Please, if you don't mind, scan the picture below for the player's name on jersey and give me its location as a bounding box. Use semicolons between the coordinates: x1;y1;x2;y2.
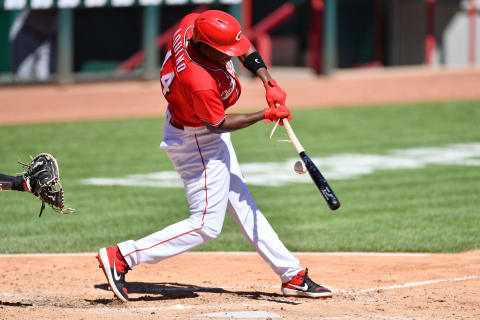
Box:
1;0;241;10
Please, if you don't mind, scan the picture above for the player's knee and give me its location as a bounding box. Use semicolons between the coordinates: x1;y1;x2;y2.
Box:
200;223;223;241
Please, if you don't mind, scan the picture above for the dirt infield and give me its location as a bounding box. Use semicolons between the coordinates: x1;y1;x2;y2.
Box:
0;251;479;319
1;66;480;124
1;67;480;319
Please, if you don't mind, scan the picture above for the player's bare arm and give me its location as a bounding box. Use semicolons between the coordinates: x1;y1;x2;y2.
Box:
205;111;264;133
206;106;291;134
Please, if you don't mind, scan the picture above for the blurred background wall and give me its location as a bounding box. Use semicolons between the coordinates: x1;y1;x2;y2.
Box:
0;0;478;83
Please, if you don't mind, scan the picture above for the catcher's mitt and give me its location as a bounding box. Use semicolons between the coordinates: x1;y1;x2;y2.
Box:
18;153;74;217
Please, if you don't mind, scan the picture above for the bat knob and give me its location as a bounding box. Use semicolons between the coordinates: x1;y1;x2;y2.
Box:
329;200;341;211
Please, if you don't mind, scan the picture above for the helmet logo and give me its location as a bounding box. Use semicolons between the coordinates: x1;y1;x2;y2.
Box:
235;31;242;41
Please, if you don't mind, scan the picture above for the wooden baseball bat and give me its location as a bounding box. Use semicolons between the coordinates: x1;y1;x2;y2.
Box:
282;118;341;211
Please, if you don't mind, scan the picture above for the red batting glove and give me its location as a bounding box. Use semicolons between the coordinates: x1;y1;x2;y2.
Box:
264;105;292;125
264;78;287;109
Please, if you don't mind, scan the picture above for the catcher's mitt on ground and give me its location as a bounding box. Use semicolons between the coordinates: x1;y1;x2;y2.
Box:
18;153;74;217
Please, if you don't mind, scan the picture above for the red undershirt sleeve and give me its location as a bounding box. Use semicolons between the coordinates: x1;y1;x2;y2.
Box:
192;89;226;127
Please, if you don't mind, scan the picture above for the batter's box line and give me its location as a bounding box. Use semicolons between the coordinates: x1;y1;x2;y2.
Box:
330;275;480;295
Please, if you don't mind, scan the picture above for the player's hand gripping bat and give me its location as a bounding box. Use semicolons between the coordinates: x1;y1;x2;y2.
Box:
271;105;340;211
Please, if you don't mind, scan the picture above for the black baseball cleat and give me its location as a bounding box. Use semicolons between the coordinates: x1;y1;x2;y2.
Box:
97;246;130;302
281;268;333;298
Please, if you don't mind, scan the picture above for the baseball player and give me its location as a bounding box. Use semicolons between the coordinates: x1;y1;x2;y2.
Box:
9;9;58;80
97;10;332;302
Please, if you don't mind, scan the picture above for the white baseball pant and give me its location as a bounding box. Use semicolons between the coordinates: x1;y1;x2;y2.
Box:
118;111;302;282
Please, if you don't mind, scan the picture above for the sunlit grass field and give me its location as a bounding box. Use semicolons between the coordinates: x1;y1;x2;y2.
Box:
1;100;479;253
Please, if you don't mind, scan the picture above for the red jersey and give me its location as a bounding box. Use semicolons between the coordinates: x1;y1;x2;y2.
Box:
160;13;242;127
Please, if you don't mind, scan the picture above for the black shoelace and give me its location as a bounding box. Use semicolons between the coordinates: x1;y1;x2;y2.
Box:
301;268;321;291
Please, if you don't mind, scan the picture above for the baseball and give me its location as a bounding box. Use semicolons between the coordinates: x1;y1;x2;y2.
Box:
294;160;307;174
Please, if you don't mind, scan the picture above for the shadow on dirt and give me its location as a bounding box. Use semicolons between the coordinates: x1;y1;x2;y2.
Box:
92;282;300;305
0;300;33;307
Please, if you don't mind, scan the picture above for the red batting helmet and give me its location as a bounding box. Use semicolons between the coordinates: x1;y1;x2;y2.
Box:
193;10;251;57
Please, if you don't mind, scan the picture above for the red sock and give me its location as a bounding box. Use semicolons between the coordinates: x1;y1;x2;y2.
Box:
115;248;128;271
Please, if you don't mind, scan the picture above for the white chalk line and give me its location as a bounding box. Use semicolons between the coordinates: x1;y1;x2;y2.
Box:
333;275;480;295
0;251;429;258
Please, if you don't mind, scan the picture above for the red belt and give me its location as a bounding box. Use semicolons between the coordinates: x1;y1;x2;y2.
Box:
169;117;184;130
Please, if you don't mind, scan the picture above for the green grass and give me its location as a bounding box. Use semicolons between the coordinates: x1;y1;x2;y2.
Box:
0;100;479;253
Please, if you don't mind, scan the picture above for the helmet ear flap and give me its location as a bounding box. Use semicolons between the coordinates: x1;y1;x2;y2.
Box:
192;26;208;49
191;30;206;52
192;28;198;43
